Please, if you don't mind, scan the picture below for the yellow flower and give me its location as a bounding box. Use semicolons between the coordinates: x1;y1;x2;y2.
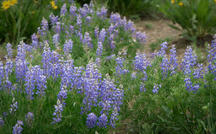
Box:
214;0;216;3
171;0;175;4
178;2;184;6
1;0;17;10
50;1;58;10
10;0;17;5
2;0;11;10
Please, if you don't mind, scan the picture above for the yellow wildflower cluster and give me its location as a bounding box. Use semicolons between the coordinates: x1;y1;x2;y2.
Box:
171;0;184;6
50;1;58;10
1;0;17;10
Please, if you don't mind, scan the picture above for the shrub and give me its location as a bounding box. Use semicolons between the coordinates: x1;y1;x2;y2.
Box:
107;0;157;18
0;0;61;45
159;0;216;40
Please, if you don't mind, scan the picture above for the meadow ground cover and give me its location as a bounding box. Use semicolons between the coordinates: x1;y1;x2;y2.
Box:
0;1;216;134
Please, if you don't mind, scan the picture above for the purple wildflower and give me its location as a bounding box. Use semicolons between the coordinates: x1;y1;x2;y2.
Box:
134;31;146;43
76;15;82;30
15;59;28;81
207;40;216;80
94;27;99;38
55;22;61;34
140;83;146;92
169;45;178;75
69;25;74;34
86;16;91;24
60;4;67;16
95;57;101;67
25;66;47;100
79;4;89;17
96;42;103;56
25;112;34;127
5;58;13;77
82;62;101;113
152;84;161;94
157;42;168;57
38;18;48;36
184;77;192;91
131;72;137;79
86;113;97;128
99;28;106;43
110;13;121;25
63;39;73;55
6;43;13;58
193;64;203;79
9;98;18;114
53;34;59;47
109;108;119;128
70;4;77;16
106;54;115;60
192;84;200;91
13;120;23;134
52;99;63;124
97;7;107;19
31;33;38;48
0;117;4;127
109;34;115;50
161;55;169;78
49;13;58;26
116;57;128;75
83;32;93;48
124;20;136;32
0;62;4;87
134;52;150;71
182;46;197;76
57;85;68;106
97;114;108;128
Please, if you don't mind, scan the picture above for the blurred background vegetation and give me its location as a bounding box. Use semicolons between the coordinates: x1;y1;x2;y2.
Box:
0;0;216;46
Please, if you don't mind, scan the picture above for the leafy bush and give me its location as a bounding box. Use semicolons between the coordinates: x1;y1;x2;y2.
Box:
107;0;157;18
0;1;216;134
159;0;216;40
0;0;62;45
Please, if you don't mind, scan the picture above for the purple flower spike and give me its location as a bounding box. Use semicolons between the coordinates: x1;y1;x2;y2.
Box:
152;84;161;94
96;42;103;57
0;117;4;127
13;120;23;134
86;113;97;128
25;112;34;127
6;43;13;59
52;99;63;124
63;39;73;55
97;114;108;128
60;4;67;16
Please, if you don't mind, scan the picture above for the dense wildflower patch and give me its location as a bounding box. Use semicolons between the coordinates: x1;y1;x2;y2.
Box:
0;2;215;134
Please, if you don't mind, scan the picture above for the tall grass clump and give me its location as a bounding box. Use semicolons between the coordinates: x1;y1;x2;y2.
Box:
159;0;216;41
0;1;215;134
107;0;157;19
0;0;70;45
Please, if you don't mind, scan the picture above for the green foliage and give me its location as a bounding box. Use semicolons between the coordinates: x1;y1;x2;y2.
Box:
159;0;216;40
150;37;172;51
122;57;216;134
107;0;157;18
0;0;58;45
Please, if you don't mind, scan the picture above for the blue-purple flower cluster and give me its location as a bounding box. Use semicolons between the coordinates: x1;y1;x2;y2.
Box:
1;2;216;133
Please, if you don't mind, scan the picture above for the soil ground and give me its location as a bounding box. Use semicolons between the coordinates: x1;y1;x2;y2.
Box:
135;19;181;55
